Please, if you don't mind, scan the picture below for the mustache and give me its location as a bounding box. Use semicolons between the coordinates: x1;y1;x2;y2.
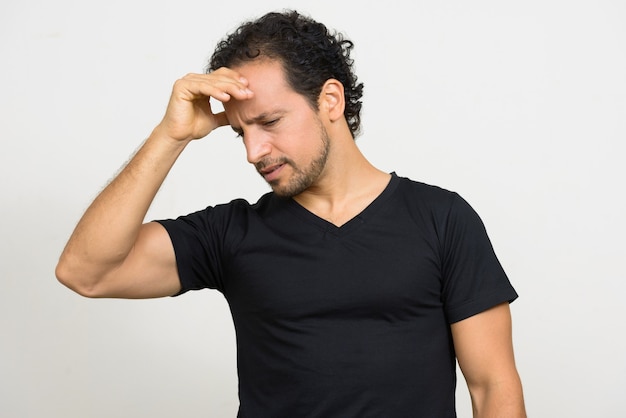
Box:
255;157;292;172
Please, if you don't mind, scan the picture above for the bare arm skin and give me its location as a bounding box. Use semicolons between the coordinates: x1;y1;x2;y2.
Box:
55;69;253;298
451;303;527;418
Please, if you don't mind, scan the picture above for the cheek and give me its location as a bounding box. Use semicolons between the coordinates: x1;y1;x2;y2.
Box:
280;130;318;160
285;115;323;145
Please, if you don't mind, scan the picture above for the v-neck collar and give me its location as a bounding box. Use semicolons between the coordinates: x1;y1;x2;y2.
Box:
282;173;400;236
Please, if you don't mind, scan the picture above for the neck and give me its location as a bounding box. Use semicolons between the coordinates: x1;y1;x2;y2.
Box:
293;133;390;227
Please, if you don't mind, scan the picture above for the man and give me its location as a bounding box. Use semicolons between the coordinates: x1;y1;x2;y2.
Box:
56;10;526;417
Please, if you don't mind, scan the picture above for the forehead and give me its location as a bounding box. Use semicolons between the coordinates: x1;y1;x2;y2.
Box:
224;60;308;124
233;59;291;94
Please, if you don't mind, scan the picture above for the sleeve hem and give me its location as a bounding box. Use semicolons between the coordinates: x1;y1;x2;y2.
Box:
446;286;519;324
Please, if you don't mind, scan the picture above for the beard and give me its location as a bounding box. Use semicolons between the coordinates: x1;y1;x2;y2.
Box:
255;122;330;198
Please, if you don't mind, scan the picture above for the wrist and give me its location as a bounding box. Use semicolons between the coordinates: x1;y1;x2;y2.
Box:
149;124;193;151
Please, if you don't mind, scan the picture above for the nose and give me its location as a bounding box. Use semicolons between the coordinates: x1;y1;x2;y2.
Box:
244;130;272;164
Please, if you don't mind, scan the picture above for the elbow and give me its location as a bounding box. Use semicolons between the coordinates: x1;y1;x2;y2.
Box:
467;375;526;418
55;257;104;298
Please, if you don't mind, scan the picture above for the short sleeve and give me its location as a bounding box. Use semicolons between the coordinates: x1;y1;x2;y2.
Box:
156;206;229;294
440;194;518;323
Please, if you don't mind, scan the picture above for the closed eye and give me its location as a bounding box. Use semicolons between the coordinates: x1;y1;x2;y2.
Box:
263;118;279;128
230;113;283;138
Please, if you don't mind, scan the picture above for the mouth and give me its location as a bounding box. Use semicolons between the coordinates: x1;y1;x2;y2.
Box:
257;162;286;182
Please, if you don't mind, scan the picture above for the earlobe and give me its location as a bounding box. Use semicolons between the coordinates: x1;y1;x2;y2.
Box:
319;79;345;122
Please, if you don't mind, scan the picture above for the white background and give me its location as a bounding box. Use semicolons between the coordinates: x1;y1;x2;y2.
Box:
1;0;625;416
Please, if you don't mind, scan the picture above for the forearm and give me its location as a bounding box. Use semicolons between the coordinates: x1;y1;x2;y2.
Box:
56;129;189;289
56;69;253;296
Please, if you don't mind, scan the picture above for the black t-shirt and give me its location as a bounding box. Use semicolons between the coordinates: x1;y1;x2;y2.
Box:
157;173;518;417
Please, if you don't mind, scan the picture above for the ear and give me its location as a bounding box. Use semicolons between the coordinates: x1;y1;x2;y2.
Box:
318;79;345;122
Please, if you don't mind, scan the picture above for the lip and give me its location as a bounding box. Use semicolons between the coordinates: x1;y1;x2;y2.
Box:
260;163;285;182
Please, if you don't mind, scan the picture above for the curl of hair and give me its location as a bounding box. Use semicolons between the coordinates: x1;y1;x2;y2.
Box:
208;10;364;137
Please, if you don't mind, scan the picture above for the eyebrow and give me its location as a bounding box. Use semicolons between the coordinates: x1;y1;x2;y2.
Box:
231;110;287;133
246;110;287;125
233;110;287;129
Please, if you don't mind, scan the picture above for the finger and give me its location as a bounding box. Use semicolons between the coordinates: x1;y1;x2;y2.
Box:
210;67;249;87
180;72;253;102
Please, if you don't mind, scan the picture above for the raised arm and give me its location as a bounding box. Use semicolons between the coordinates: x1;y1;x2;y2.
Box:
55;69;253;298
451;302;527;418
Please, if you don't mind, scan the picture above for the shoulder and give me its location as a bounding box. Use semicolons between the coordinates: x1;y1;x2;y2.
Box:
389;173;485;230
391;173;461;210
181;192;278;219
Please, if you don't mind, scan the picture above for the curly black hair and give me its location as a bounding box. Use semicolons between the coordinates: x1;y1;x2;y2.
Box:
208;10;364;138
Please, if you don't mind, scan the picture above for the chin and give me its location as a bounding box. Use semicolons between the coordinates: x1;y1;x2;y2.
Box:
270;180;309;198
271;186;298;198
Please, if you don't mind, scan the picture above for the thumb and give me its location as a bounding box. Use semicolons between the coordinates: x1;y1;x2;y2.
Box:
213;111;229;128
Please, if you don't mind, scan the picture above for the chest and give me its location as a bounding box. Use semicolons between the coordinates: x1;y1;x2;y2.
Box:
222;214;444;322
